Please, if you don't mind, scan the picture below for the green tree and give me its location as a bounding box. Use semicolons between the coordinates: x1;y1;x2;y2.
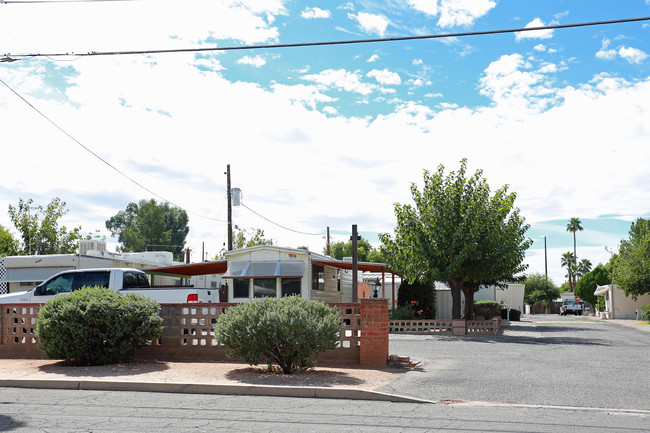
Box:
575;264;611;307
106;199;189;261
610;218;650;299
577;258;592;280
0;225;18;256
380;159;531;319
325;238;385;263
560;251;577;291
566;217;583;287
8;198;85;255
523;273;560;307
234;228;274;249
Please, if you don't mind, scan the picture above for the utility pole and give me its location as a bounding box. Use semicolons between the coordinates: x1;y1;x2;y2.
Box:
326;226;330;256
351;224;360;302
544;235;548;289
226;164;233;251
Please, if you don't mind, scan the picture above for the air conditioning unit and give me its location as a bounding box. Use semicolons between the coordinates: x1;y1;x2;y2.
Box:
79;240;107;255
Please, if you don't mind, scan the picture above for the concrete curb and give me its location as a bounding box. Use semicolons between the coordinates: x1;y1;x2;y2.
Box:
0;379;432;404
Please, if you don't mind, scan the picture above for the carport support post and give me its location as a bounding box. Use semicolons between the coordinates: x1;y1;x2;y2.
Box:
351;224;360;302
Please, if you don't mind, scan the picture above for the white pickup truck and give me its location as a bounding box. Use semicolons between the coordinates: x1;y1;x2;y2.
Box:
560;300;584;316
0;268;202;304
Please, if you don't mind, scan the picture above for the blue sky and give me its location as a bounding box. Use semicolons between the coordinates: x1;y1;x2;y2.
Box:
1;0;650;285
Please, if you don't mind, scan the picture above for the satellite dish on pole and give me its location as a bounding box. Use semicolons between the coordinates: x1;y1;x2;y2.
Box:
232;188;242;206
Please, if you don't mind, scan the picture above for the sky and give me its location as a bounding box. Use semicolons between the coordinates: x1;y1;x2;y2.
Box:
1;0;649;287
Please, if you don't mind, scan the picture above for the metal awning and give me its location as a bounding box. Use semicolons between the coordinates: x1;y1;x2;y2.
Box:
311;258;388;273
144;260;228;278
223;261;303;279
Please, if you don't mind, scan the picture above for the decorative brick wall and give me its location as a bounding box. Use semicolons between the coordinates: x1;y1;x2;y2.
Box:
0;302;372;365
359;297;389;367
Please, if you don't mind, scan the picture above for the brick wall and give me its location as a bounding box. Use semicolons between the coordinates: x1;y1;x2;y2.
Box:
359;297;389;367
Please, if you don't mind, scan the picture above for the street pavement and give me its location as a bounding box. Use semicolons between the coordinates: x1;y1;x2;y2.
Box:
380;314;650;411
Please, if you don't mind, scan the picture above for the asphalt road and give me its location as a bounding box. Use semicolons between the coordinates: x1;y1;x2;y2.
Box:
1;315;649;432
1;387;648;432
381;315;650;411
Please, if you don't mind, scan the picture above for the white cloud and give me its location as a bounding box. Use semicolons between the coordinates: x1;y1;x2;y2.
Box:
596;38;649;64
618;46;648;64
301;69;377;95
367;54;380;63
301;7;331;19
367;69;402;85
271;83;336;110
534;44;546;52
348;12;389;36
408;0;496;28
408;0;438;16
412;58;423;65
237;55;266;68
516;18;554;41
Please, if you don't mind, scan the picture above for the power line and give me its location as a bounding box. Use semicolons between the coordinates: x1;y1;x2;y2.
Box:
240;203;323;236
1;0;141;4
3;16;650;60
0;77;226;223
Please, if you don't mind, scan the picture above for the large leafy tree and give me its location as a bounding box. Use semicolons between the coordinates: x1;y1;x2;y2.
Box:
523;273;560;307
325;238;385;263
106;199;189;260
574;264;611;307
610;218;650;299
380;159;532;319
233;228;274;249
8;198;84;255
0;225;18;256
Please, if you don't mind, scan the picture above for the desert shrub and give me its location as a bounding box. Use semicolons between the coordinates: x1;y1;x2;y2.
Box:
641;305;650;321
214;296;344;374
396;279;436;319
36;286;164;365
474;301;501;319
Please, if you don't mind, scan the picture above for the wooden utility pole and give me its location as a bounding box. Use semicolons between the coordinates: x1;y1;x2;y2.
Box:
226;164;233;251
326;226;330;256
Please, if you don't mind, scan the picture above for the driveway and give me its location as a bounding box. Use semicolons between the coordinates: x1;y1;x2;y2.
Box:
379;315;650;411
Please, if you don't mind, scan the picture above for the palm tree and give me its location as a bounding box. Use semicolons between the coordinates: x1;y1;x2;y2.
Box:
577;258;592;281
560;251;577;291
566;218;583;288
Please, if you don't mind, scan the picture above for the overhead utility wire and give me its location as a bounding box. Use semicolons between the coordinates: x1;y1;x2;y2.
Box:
1;0;141;4
3;16;649;60
240;203;322;236
0;77;226;223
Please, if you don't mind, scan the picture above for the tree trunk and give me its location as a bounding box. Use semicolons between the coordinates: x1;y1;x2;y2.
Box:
462;287;475;320
449;279;463;319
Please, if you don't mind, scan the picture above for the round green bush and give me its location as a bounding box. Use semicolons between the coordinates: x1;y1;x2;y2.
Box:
214;296;344;374
36;286;164;365
474;301;501;319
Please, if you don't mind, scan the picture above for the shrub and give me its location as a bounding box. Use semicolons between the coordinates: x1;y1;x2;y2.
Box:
501;308;521;321
214;296;344;374
641;304;650;321
389;305;420;320
396;279;436;319
36;286;164;365
473;301;501;319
